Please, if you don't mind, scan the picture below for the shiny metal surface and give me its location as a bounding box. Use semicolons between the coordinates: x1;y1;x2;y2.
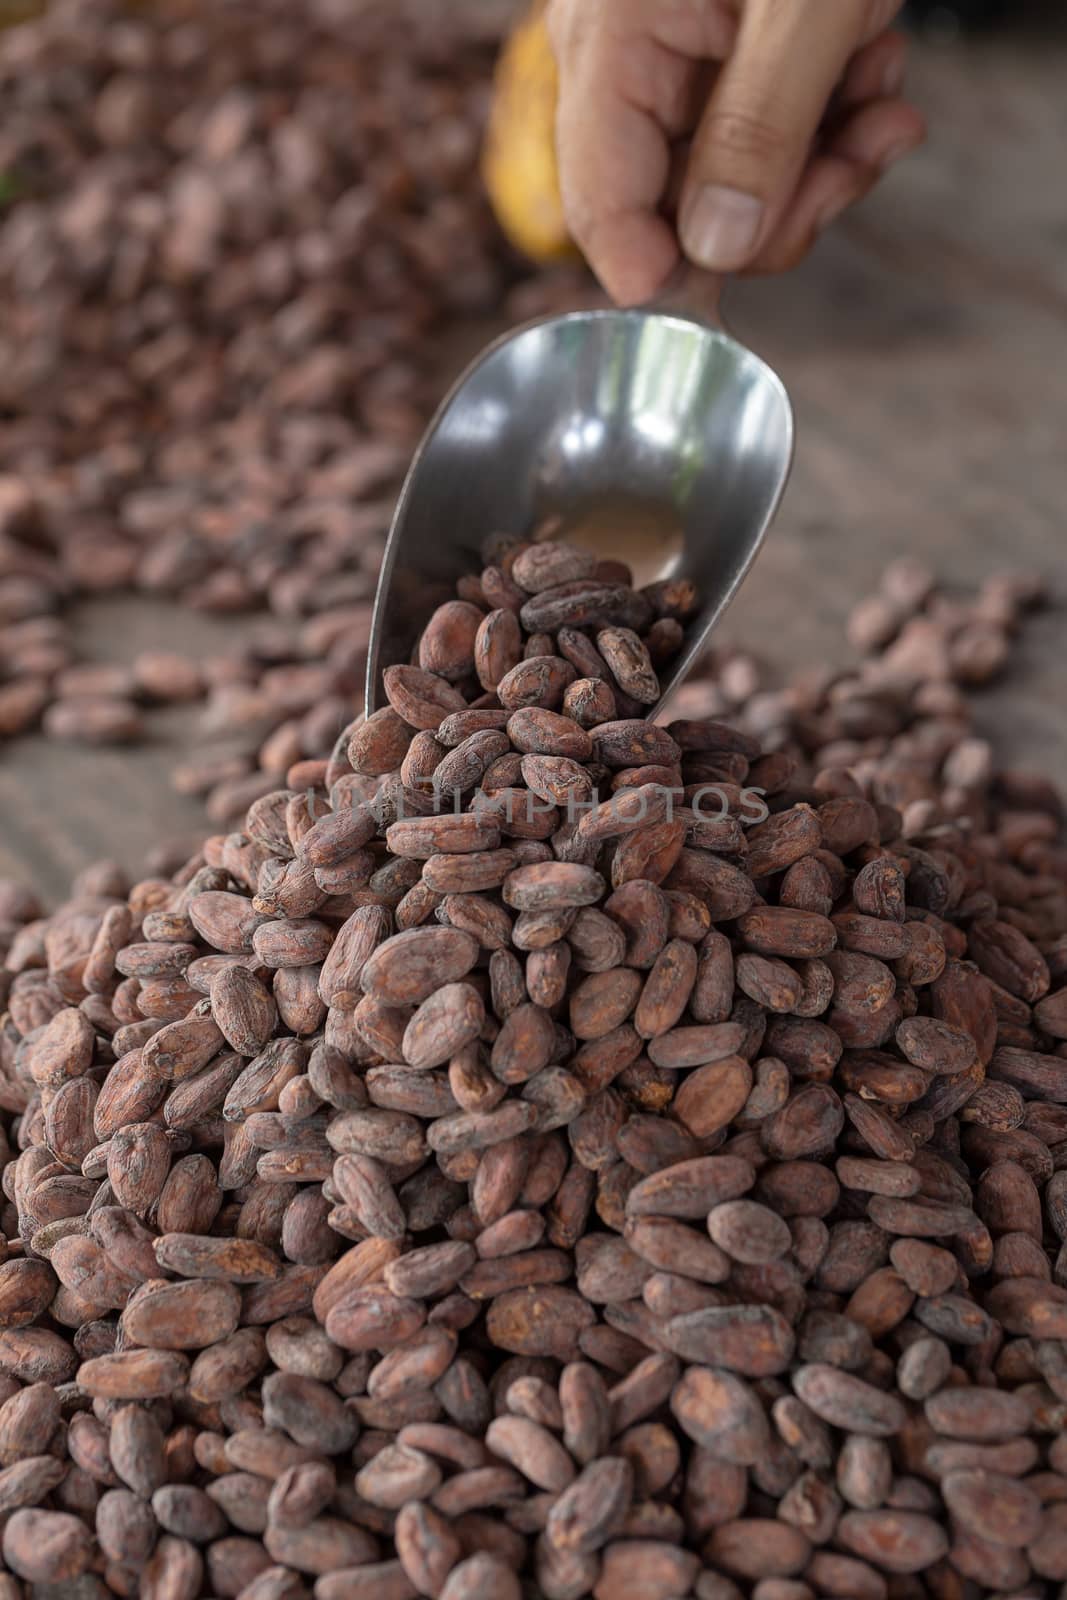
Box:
366;307;793;719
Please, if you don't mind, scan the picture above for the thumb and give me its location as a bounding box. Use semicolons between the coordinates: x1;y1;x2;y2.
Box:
679;0;870;273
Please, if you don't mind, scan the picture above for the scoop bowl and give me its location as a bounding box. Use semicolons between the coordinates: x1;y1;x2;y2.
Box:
365;306;793;719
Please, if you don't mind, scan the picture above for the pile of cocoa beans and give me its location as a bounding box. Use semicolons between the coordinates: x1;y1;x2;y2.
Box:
0;531;1064;1600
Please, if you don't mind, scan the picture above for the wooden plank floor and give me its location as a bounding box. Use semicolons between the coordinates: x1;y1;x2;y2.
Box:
2;14;1065;903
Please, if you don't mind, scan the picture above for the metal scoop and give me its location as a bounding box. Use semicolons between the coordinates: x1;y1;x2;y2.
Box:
365;283;793;720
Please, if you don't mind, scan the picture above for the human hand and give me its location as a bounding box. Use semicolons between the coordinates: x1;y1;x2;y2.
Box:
547;0;926;304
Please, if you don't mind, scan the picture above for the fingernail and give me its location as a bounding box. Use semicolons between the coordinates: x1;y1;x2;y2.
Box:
880;135;920;169
681;185;764;271
882;56;905;96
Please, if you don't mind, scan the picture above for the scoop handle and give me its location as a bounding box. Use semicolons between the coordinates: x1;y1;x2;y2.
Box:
647;262;726;331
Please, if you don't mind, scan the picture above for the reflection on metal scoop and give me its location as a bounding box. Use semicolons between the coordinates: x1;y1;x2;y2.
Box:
365;295;793;721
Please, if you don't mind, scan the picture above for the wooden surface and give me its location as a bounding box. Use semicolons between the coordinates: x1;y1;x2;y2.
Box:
2;16;1066;903
0;601;252;895
722;17;1067;785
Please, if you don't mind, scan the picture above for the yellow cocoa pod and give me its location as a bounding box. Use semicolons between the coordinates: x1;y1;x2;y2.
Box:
482;1;578;265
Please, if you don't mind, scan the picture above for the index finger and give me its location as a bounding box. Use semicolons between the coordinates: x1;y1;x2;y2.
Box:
554;29;682;304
